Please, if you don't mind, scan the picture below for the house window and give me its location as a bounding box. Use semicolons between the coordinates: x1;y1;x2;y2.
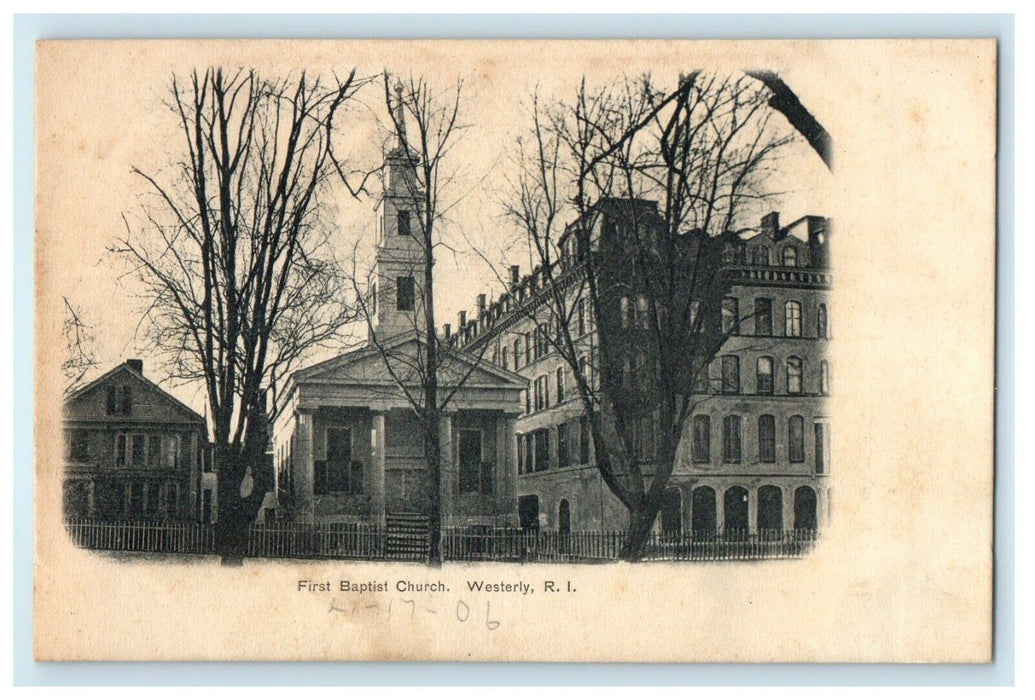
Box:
722;297;739;335
755;246;771;266
787;356;803;394
147;435;162;468
556;367;566;403
115;434;127;468
784;301;802;337
789;415;805;463
458;429;492;494
128;482;145;517
690;300;700;328
577;299;586;336
534;375;550;411
396;276;415;311
131;434;146;467
758;415;776;463
397;210;411;236
517;434;526;475
68;429;90;461
814;421;830;474
692;415;711;463
754;298;773;335
721;355;740;394
723;415;742;463
782;246;798;267
536;323;551;358
163;435;180;470
164;482;179;516
533;428;551;472
558;423;570;467
106;385;132;416
817;303;829;338
620;296;632;329
756;356;774;394
513;338;522;369
820;360;830;395
524;332;532;365
501;347;509;371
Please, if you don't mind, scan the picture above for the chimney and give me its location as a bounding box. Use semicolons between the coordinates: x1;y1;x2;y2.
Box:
761;212;780;239
126;359;143;374
458;310;467;328
444;323;452;339
477;294;487;317
509;265;520;291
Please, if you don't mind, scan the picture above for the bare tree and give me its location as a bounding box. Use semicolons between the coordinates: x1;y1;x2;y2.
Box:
61;296;99;396
346;73;475;565
114;68;368;561
499;72;796;560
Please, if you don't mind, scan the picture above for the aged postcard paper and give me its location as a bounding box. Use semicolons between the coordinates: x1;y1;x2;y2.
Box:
34;39;995;662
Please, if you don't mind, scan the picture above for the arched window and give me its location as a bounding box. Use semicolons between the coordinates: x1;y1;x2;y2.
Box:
820;360;830;395
784;301;802;337
724;486;749;538
787;356;803;394
782;246;798;267
788;415;805;463
817;303;828;338
757;485;784;535
692;415;711;463
794;486;818;531
691;487;717;535
501;347;509;371
722;415;742;463
756;356;774;394
758;415;776;463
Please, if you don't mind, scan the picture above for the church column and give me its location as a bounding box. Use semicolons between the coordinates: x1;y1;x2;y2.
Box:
371;411;386;524
439;412;455;526
295;410;315;522
498;415;519;527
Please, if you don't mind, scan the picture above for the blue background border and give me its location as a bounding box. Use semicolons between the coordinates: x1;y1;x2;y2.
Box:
13;13;1015;686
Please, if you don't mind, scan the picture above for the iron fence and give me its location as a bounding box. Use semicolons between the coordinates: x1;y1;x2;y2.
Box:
65;520;816;562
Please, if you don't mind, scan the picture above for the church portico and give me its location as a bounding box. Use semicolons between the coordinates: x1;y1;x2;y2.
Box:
273;336;525;526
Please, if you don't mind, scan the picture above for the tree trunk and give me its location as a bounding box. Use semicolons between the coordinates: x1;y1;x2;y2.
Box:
619;498;662;562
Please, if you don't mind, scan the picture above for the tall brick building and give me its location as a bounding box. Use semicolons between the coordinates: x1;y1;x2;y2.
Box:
453;201;831;535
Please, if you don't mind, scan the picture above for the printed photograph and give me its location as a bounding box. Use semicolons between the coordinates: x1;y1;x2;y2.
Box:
55;56;832;566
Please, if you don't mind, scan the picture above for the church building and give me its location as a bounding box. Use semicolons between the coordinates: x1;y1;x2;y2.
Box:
270;88;526;527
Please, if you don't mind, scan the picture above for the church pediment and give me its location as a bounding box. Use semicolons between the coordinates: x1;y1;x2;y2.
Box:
295;334;526;391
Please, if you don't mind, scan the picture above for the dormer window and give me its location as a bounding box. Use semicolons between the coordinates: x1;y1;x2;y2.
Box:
397;210;411;236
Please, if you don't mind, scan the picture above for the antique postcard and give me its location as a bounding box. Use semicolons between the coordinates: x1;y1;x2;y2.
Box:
33;39;996;662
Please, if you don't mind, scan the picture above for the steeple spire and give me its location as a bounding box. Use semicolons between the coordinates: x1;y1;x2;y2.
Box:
393;80;407;151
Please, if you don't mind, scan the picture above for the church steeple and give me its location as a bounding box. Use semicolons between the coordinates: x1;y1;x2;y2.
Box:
368;80;425;340
392;81;407;152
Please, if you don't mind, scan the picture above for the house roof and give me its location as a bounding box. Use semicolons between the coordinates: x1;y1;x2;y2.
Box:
64;361;205;424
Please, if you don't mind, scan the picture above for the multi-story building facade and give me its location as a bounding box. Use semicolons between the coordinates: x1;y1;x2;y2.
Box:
453;201;831;536
62;359;209;522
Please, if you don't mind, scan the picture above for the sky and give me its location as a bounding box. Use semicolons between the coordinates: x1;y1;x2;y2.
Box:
37;40;834;414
